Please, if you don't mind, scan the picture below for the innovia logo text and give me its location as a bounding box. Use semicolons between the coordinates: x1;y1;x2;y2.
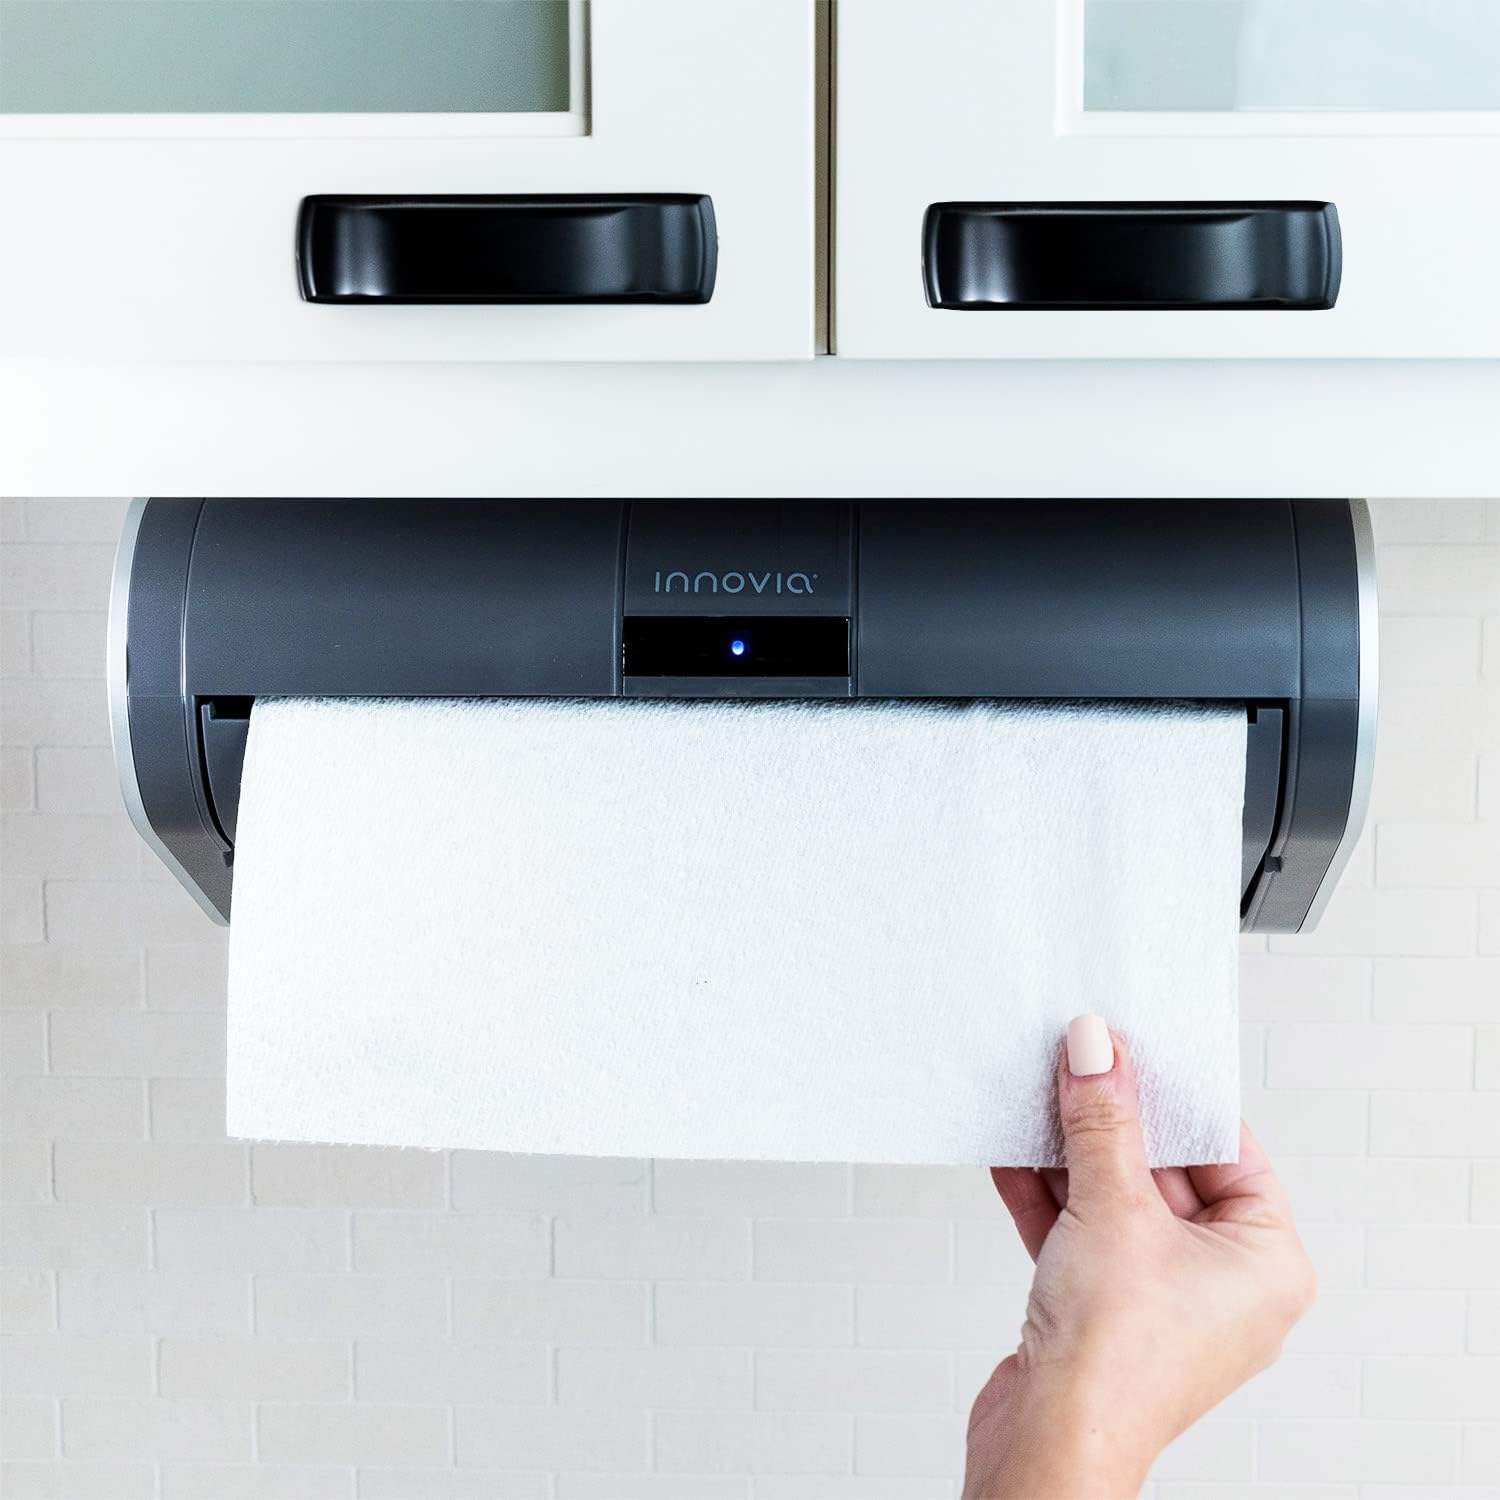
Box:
653;569;818;595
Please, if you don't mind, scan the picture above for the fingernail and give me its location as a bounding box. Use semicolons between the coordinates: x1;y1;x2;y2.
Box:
1066;1014;1113;1076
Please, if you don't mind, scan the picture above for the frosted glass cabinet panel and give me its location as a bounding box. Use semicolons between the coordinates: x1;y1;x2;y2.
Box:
0;0;816;361
836;0;1500;358
1085;0;1500;113
0;0;572;115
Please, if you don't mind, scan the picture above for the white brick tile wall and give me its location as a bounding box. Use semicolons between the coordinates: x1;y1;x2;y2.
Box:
253;1145;446;1211
2;498;1496;1494
255;1403;450;1466
354;1341;547;1404
2;1267;56;1333
453;1406;648;1470
253;1273;448;1340
655;1282;851;1348
755;1351;951;1415
3;1459;158;1497
353;1213;548;1276
57;1271;249;1336
555;1214;750;1281
752;1219;949;1284
52;1142;247;1206
0;1141;54;1203
653;1412;850;1475
359;1468;548;1499
556;1347;752;1410
61;1398;253;1462
164;1463;354;1498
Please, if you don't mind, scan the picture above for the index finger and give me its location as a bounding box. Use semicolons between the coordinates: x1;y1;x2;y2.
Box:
1186;1120;1291;1212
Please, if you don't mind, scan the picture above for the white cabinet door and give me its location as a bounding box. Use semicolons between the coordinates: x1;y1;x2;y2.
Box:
835;0;1500;358
0;0;814;361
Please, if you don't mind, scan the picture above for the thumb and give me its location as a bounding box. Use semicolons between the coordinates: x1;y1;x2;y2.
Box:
1057;1015;1153;1206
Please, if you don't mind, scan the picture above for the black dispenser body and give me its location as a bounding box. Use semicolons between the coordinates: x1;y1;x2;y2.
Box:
110;499;1374;931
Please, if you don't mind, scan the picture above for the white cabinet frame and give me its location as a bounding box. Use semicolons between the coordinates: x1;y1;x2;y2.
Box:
835;0;1500;359
0;0;815;361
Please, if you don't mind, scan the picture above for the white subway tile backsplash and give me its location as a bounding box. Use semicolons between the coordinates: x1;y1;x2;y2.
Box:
0;1335;153;1397
256;1403;450;1466
556;1478;748;1500
0;944;141;1009
0;1140;54;1203
1367;1227;1500;1289
655;1283;852;1349
143;942;229;1011
1;1267;56;1333
158;1337;350;1400
1239;957;1371;1023
33;748;119;816
1;1206;150;1270
3;497;1497;1494
57;1270;249;1336
353;1213;548;1276
0;745;35;810
61;1397;253;1462
253;1145;446;1211
254;1273;448;1340
1240;1091;1368;1156
654;1162;851;1217
0;1395;58;1462
450;1152;649;1215
148;1077;227;1142
52;1141;247;1206
454;1406;648;1471
1150;1421;1256;1481
0;547;114;611
654;1413;851;1475
1274;1157;1471;1223
154;1208;350;1273
1;1008;48;1074
1371;957;1500;1022
48;1010;224;1078
853;1413;965;1476
1265;1023;1474;1090
2;1459;158;1498
1213;1358;1360;1419
453;1278;648;1345
1379;615;1484;682
855;1286;1020;1350
755;1351;951;1414
1368;1093;1500;1157
1471;1164;1500;1223
1462;1422;1500;1482
557;1347;753;1410
851;1167;1000;1220
1;607;32;676
1377;822;1500;889
354;1341;547;1405
359;1471;548;1499
29;612;108;680
753;1219;949;1284
164;1463;355;1499
556;1214;750;1281
1286;1292;1468;1355
1256;1421;1459;1484
1361;1355;1500;1419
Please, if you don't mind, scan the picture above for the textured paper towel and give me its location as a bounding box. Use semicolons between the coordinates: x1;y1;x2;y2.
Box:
227;698;1245;1166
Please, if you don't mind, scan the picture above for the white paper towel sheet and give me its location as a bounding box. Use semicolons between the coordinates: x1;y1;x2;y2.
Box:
226;698;1245;1166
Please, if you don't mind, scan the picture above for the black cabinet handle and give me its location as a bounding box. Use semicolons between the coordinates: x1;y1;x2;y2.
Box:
923;201;1340;310
297;194;717;305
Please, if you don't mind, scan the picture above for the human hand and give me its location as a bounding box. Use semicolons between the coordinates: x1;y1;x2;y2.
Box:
962;1014;1316;1500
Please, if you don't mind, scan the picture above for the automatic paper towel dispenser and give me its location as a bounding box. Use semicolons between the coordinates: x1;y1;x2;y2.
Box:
109;498;1375;934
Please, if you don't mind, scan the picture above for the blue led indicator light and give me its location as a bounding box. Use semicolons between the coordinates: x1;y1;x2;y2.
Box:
730;639;747;658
